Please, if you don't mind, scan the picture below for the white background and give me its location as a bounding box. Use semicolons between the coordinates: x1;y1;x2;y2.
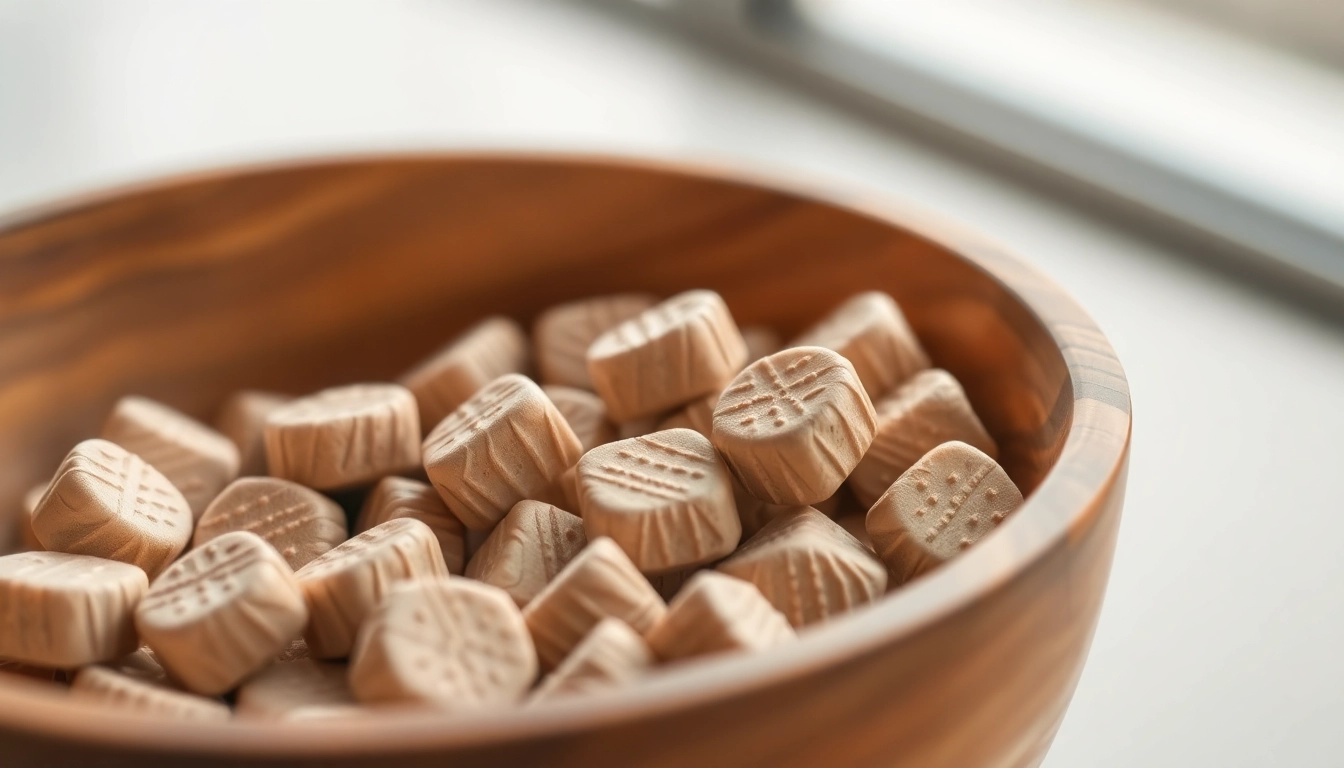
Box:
1;1;1342;765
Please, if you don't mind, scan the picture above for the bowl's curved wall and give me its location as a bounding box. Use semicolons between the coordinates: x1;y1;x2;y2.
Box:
0;155;1129;767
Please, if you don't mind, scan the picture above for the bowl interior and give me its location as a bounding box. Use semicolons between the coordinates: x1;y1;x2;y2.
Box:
0;155;1117;767
0;155;1070;557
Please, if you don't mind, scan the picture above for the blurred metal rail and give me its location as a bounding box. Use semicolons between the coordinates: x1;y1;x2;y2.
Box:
604;0;1344;303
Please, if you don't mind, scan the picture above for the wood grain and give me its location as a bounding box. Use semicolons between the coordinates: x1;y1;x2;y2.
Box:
0;154;1130;767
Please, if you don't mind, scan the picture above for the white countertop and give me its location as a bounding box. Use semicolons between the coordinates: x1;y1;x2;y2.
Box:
2;1;1341;765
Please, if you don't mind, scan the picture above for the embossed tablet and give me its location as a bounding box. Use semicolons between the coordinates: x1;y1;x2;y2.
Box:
349;579;536;710
522;537;666;670
31;439;192;578
718;506;886;627
356;476;466;575
866;441;1023;585
848;369;998;508
530;618;653;703
648;401;795;541
422;374;582;531
282;704;364;721
265;383;420;490
19;482;46;552
214;390;292;477
102;395;241;519
236;658;356;719
645;571;794;661
465;500;586;607
135;531;308;695
543;385;617;452
194;477;348;570
295;517;448;658
587;290;748;422
400;316;530;432
0;551;146;668
578;429;741;575
712;347;876;505
71;665;231;721
534;293;656;390
791;291;929;399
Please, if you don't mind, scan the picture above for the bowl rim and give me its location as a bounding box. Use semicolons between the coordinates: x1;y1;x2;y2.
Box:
0;151;1132;754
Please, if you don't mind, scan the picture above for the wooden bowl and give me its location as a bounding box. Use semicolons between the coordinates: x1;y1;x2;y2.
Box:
0;154;1130;767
